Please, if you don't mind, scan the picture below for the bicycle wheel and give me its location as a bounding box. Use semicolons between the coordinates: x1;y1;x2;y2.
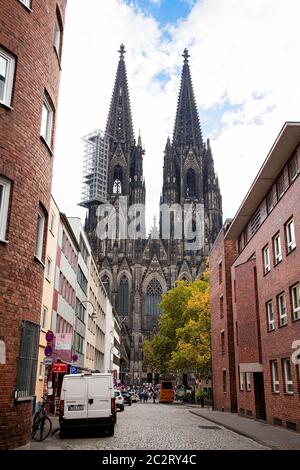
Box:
32;416;52;441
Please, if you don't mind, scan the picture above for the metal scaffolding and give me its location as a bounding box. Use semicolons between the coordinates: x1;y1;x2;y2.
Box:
80;130;109;207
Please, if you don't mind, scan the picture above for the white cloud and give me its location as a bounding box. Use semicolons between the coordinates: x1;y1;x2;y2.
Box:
53;0;300;231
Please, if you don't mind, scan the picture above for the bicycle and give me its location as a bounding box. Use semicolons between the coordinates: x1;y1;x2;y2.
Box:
31;397;52;441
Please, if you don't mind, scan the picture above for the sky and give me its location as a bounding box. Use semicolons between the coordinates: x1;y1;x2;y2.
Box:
53;0;300;231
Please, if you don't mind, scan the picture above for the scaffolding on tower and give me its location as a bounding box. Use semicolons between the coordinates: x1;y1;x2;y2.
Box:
79;130;109;207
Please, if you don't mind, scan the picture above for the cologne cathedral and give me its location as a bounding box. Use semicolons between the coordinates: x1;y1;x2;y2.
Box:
84;45;222;383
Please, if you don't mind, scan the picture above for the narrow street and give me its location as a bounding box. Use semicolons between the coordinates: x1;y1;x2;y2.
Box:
48;403;268;450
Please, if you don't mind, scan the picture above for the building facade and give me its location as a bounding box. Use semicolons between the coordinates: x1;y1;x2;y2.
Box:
84;46;222;384
210;122;300;431
35;197;60;409
0;0;66;449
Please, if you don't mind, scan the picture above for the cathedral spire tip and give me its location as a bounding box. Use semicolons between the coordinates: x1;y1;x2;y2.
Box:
182;48;190;64
118;44;126;59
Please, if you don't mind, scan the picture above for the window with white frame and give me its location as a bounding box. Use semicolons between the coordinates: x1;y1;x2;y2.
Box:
40;306;48;330
271;361;280;393
239;371;244;391
54;13;62;58
45;257;51;279
246;372;251;391
286;219;296;253
19;0;31;9
263;245;271;274
291;283;300;321
277;293;287;326
273;234;282;264
0;47;15;107
267;301;275;331
39;362;44;380
40;94;54;147
0;176;11;241
34;206;46;261
283;358;293;394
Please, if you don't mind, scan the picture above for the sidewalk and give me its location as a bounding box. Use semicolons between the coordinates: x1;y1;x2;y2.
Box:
188;407;300;450
30;416;63;450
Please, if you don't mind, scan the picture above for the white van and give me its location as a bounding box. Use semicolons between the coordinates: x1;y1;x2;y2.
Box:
59;373;116;437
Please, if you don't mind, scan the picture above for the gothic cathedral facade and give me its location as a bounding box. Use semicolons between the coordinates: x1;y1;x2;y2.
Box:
85;45;222;383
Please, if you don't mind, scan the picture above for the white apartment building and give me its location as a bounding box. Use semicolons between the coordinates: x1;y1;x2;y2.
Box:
68;217;91;370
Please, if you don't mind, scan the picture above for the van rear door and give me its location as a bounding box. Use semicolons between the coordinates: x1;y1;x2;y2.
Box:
63;376;87;420
87;375;112;419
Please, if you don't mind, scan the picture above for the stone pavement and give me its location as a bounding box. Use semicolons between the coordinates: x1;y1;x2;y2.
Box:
187;407;300;450
30;416;63;450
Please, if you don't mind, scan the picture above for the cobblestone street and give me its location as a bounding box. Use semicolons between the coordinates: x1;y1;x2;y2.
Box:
56;404;268;450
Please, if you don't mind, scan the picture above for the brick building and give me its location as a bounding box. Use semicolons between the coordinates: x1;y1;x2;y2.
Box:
0;0;67;449
210;122;300;431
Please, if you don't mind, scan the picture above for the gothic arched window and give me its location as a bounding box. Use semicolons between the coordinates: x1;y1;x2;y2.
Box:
186;168;196;197
113;165;123;194
118;276;129;316
146;279;162;316
102;274;110;298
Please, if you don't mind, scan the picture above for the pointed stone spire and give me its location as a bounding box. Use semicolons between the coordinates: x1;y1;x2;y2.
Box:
173;49;203;149
137;129;142;147
106;44;135;147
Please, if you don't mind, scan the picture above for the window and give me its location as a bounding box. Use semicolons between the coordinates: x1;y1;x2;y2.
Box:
45;257;51;279
76;298;86;324
50;211;55;234
0;47;15;107
219;262;222;284
15;320;39;400
273;234;282;264
266;188;276;214
221;331;225;355
291;283;300;321
146;279;162;315
186;168;196;197
19;0;31;8
277;173;285;199
267;301;275;331
118;277;129;316
286;219;296;253
222;370;227;393
220;296;224;318
271;361;279;393
250;209;261;236
282;358;293;394
77;267;87;294
75;333;84;354
0;176;11;241
34;206;46;261
54;13;62;59
40;93;54;147
246;372;251;391
289;154;298;182
79;235;88;265
239;371;244;391
39;362;44;380
275;293;287;327
102;275;110;298
40;306;48;330
263;246;271;274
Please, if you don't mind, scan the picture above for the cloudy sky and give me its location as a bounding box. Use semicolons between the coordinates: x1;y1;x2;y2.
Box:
53;0;300;230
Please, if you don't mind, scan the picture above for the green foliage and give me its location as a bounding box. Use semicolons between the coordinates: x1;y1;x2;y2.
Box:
143;272;211;377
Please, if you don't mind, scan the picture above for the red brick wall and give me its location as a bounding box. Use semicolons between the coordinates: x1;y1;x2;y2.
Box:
210;227;238;412
231;171;300;430
0;0;66;449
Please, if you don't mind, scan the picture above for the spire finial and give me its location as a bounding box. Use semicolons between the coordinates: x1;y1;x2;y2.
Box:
182;48;190;64
119;44;126;59
138;129;142;146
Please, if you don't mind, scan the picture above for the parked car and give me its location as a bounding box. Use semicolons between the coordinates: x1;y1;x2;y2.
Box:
59;373;116;437
114;390;125;411
121;391;132;406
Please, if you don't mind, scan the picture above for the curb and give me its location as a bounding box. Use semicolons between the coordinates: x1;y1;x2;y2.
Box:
188;410;275;450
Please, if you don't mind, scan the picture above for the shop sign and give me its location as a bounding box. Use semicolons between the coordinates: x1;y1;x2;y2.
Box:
52;362;67;373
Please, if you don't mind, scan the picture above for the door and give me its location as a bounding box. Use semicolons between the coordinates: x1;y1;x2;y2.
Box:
254;372;266;421
63;376;88;420
87;375;112;419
